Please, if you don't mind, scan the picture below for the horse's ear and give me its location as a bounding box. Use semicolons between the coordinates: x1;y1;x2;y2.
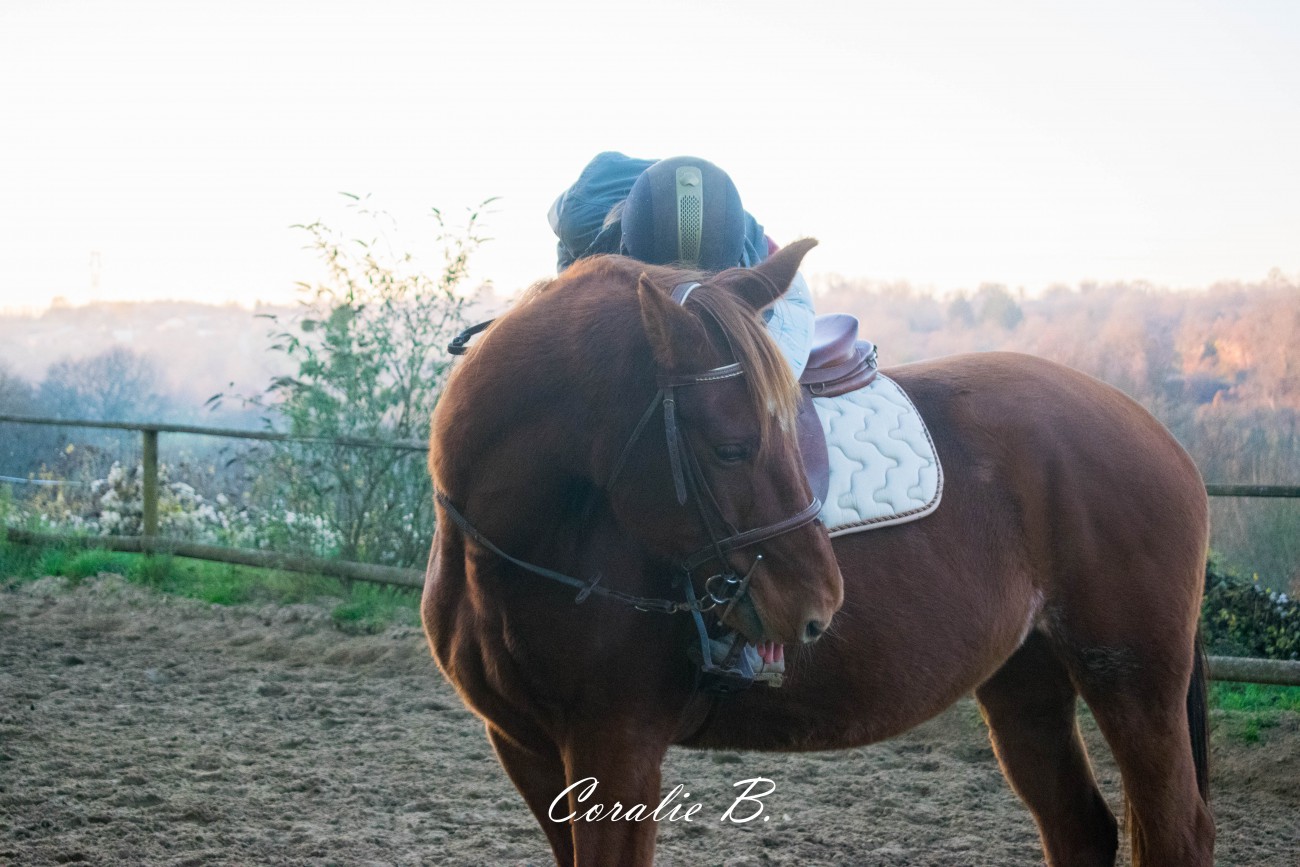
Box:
638;273;706;370
714;237;819;311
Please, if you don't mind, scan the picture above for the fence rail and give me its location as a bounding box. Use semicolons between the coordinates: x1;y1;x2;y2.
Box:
1206;655;1300;686
3;414;1298;685
1204;483;1300;498
0;413;427;451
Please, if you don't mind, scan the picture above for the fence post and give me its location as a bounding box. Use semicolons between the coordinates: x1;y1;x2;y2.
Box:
142;428;158;545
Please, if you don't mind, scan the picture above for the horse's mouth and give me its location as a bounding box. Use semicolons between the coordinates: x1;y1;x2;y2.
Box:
719;592;793;657
720;591;767;641
705;628;788;687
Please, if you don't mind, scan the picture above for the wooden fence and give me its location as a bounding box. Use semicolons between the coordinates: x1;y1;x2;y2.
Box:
2;413;1298;685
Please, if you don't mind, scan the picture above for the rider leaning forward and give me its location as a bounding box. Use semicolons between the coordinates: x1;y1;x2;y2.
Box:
548;152;816;379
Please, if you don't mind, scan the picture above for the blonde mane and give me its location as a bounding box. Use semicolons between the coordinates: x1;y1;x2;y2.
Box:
507;254;801;454
634;264;801;455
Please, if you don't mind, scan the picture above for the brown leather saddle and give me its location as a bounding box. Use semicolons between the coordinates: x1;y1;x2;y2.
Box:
796;314;879;506
801;314;878;397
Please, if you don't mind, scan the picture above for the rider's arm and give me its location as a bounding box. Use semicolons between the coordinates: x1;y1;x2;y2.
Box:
764;270;816;381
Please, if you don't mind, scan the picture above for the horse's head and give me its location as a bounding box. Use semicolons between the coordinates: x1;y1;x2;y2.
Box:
432;239;842;648
603;239;844;646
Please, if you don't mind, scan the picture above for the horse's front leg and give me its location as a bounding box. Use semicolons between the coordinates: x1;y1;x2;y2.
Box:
556;725;673;867
486;725;575;866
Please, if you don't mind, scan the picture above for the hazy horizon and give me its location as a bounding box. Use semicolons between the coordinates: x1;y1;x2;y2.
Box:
3;263;1297;320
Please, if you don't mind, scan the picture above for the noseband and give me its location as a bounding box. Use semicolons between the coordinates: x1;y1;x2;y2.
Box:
435;284;822;631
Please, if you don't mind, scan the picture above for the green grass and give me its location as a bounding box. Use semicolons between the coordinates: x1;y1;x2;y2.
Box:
329;582;421;634
1;538;420;635
1209;682;1300;714
0;537;43;579
1208;682;1300;744
5;536;1300;691
42;548;138;584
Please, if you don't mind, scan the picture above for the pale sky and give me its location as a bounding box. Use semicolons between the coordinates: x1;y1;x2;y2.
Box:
2;0;1298;311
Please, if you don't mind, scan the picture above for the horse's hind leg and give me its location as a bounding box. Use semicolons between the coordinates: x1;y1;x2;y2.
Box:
1073;643;1214;867
976;631;1119;867
487;725;575;866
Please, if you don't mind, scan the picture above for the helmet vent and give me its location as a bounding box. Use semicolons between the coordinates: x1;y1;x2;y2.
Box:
679;194;702;263
675;165;704;266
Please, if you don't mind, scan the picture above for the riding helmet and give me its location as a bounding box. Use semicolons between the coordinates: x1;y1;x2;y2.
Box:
620;156;747;271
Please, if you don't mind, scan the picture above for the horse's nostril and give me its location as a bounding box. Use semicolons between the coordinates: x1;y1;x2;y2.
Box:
803;620;826;643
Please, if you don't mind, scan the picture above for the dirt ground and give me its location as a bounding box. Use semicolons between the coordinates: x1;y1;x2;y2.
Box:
1;575;1296;866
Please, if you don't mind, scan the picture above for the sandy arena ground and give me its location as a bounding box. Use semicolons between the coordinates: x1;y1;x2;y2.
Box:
1;575;1297;866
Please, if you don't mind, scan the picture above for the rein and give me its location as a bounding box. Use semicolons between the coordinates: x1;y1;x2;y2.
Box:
434;488;725;615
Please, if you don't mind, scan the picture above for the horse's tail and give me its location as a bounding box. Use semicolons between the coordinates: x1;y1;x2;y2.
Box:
1187;626;1211;803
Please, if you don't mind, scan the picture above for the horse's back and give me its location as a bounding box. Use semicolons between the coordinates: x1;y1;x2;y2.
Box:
889;350;1205;517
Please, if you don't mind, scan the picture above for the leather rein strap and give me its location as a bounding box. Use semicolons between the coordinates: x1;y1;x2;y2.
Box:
434;489;693;614
434;281;822;617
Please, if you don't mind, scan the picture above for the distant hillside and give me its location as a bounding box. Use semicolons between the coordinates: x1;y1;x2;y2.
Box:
0;301;297;415
813;273;1300;412
3;277;1296;420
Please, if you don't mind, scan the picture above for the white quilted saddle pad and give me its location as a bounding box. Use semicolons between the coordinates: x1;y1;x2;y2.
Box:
812;373;943;537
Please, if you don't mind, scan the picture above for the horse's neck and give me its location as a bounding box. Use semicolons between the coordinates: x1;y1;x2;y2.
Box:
439;366;641;561
435;306;654;590
445;474;647;603
459;413;605;547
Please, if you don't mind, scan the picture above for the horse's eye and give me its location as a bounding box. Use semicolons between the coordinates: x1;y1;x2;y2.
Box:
714;444;750;465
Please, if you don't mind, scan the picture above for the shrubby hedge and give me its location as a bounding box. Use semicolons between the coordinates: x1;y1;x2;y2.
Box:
1202;560;1299;660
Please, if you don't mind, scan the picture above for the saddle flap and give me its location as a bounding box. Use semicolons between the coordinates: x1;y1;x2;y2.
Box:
797;389;830;508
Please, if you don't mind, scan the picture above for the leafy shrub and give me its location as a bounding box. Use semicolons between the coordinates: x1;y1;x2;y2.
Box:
214;196;486;566
1202;560;1300;660
4;459;345;556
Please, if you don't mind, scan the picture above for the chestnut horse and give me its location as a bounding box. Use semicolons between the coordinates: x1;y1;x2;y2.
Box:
422;240;1213;866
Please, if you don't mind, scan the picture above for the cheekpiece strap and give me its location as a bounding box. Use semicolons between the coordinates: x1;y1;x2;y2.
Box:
671;282;701;304
658;363;743;388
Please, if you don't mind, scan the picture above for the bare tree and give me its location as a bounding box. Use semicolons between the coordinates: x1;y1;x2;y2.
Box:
38;347;172;421
0;361;35;415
